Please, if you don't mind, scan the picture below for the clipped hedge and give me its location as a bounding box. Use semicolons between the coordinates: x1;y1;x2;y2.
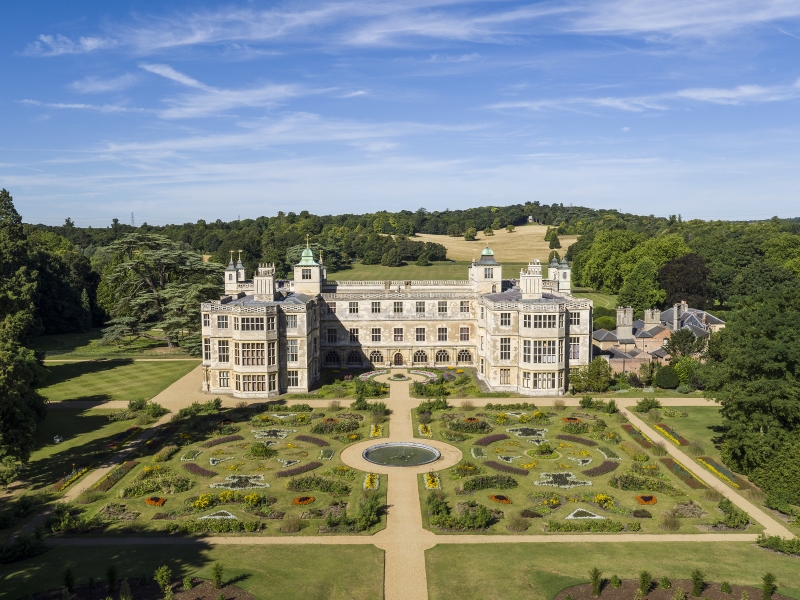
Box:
201;435;244;448
286;476;351;496
473;434;509;447
484;461;529;476
460;475;518;492
295;435;330;447
276;462;323;478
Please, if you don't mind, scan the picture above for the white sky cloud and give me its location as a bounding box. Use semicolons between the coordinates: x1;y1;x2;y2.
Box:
69;74;138;93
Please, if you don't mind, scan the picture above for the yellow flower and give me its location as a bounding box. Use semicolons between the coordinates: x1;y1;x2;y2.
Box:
520;461;537;469
192;493;213;509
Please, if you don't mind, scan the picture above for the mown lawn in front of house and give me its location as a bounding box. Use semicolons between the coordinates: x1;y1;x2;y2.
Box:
31;329;191;359
426;541;800;600
0;543;384;600
40;360;199;403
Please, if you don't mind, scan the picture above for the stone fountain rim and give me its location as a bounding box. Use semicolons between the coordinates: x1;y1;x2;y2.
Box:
361;441;442;467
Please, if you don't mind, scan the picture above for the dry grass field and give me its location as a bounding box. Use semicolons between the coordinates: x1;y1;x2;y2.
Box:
414;224;578;263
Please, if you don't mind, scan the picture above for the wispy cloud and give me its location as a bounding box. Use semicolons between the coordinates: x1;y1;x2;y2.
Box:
70;74;138;94
23;34;116;56
20;99;150;114
138;63;307;118
489;78;800;113
426;53;481;63
340;90;368;98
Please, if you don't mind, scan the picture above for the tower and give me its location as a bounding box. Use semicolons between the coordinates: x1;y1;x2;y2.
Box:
293;239;324;295
235;250;246;282
615;306;634;344
253;263;277;301
469;246;502;294
224;250;239;295
557;259;571;294
520;260;543;300
548;257;559;282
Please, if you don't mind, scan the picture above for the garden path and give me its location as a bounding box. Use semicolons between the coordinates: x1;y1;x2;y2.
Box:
39;371;797;600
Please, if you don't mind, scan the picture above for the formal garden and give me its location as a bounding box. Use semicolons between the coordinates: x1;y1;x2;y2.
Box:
412;397;762;535
37;398;389;539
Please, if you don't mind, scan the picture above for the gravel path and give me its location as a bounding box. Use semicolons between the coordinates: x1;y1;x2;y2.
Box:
39;369;797;600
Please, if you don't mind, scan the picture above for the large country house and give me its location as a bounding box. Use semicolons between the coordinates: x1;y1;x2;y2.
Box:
200;248;594;397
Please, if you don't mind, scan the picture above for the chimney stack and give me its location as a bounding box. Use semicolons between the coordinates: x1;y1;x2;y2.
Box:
616;306;634;343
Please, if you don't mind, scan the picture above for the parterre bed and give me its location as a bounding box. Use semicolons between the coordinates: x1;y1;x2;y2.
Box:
55;403;387;537
413;404;762;535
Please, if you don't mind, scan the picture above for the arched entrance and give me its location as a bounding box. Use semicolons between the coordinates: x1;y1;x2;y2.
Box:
393;352;404;366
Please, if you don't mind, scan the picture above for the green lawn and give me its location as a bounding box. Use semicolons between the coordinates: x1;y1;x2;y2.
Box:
40;360;199;403
574;289;618;312
22;408;135;492
0;543;384;599
31;329;192;360
659;406;726;463
326;261;528;281
426;542;800;600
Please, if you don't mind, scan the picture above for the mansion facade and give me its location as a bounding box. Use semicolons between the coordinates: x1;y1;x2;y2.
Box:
200;247;594;397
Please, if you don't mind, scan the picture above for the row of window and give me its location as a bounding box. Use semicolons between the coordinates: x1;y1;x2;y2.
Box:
326;326;470;343
494;369;561;389
483;310;581;329
324;349;473;365
204;340;300;365
218;371;301;391
202;315;299;331
327;300;470;315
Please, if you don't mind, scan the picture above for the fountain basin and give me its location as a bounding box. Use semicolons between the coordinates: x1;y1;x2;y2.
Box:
362;442;441;467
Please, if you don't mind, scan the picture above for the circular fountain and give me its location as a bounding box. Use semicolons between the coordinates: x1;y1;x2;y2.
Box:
362;442;441;467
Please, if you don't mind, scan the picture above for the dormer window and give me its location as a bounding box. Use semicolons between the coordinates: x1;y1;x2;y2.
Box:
302;268;312;280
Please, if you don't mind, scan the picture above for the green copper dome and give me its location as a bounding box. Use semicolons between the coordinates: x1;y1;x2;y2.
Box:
297;247;318;266
481;246;494;256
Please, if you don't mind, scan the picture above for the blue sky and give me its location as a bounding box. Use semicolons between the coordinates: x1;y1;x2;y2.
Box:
2;1;800;226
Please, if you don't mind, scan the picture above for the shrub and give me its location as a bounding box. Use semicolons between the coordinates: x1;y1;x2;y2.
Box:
690;569;705;597
418;411;432;425
276;462;323;478
674;587;687;600
685;442;704;457
201;435;244;448
635;397;662;413
548;520;625;533
647;409;661;422
507;516;528;532
639;571;653;593
474;434;509;446
248;443;278;458
328;400;341;411
154;565;171;594
610;575;621;588
718;498;749;529
183;576;194;591
650;442;668;457
721;582;732;594
660;576;672;589
562;421;590;434
555;434;597;446
461;400;475;411
484;461;528;476
63;567;74;593
460;475;518;492
212;562;224;589
107;565;117;594
416;397;450;411
620;441;649;462
762;573;776;600
448;419;493;433
579;396;595;409
582;461;620;477
119;579;132;600
655;366;680;389
589;567;602;596
153;444;179;462
661;512;680;531
181;463;216;478
632;509;652;518
552;399;565;411
427;495;497;531
703;488;724;502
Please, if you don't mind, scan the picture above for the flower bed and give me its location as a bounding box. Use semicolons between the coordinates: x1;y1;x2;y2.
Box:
474;433;509;447
319;448;335;460
497;455;522;464
565;508;603;519
180;450;201;462
635;495;657;505
107;427;142;450
294;434;329;447
610;470;686;495
182;463;217;477
210;475;271;490
370;424;383;438
209;456;234;466
659;458;707;489
410;369;437;383
654;423;690;446
460;475;518;492
534;472;592;489
621;424;653;448
471;447;487;459
489;494;511;504
597;446;620;461
418;424;432;438
251;429;295;440
548;519;627;532
363;473;380;491
484;461;528;476
52;466;91;492
555;434;597;447
697;457;740;488
507;427;547;439
424;472;441;490
92;460;139;492
276;461;323;478
145;497;166;507
201;435;244;448
292;496;315;505
359;370;388;380
581;460;620;477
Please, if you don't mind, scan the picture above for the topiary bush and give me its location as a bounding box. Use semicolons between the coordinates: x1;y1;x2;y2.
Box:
655;366;680;389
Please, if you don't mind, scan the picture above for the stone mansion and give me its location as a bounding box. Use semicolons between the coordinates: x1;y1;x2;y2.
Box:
200;247;594;397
